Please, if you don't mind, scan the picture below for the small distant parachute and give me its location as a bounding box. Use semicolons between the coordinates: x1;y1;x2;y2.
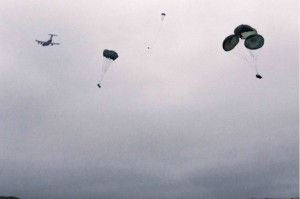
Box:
97;49;119;88
161;13;166;21
148;12;166;49
223;24;264;79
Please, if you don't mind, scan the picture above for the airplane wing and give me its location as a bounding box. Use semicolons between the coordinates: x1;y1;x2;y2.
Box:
51;43;60;45
36;40;45;45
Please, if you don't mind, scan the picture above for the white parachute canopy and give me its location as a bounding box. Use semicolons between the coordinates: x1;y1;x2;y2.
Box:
97;49;119;88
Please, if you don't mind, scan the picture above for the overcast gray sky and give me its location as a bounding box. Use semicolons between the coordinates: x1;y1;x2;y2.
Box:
0;0;299;199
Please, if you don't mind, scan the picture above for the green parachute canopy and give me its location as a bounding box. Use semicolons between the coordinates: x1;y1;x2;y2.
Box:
234;24;257;39
223;34;239;51
103;49;119;61
244;34;264;50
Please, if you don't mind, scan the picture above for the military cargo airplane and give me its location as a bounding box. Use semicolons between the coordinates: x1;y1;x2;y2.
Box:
36;34;60;46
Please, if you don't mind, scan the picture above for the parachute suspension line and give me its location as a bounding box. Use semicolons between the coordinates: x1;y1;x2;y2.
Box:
148;13;166;49
149;21;163;49
242;45;251;63
232;42;248;62
99;57;113;85
242;48;254;72
248;49;260;74
233;43;259;73
244;50;258;73
102;57;113;73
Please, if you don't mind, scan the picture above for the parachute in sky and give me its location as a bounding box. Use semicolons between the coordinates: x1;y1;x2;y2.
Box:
223;24;264;79
148;12;166;49
234;24;257;39
103;49;118;61
97;49;119;88
244;34;264;50
161;13;166;21
222;34;239;51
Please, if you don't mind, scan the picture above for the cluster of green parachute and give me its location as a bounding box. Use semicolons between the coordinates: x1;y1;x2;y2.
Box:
223;24;264;51
223;24;265;79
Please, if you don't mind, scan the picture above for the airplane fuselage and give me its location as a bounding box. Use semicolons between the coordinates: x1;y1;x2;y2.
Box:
42;39;52;46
